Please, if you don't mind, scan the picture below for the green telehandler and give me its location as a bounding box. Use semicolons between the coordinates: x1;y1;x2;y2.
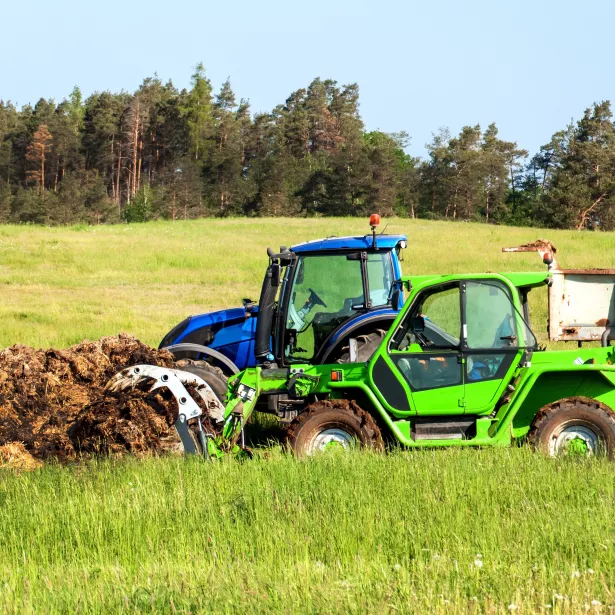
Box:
108;240;615;459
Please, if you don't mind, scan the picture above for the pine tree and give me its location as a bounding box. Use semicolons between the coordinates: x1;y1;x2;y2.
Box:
481;123;527;222
82;92;129;212
0;102;20;187
180;63;215;162
25;124;53;196
544;101;615;230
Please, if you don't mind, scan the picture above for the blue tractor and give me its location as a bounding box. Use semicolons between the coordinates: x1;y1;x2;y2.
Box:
159;217;407;407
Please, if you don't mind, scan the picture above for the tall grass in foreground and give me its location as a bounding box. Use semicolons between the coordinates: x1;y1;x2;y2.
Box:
0;447;613;614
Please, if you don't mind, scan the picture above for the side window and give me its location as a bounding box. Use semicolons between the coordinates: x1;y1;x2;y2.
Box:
396;355;462;391
366;252;392;308
465;281;517;349
391;284;461;350
466;353;509;382
422;287;461;345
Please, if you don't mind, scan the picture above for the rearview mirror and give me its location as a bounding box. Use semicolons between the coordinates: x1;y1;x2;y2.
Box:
346;252;363;261
391;289;401;311
271;263;281;287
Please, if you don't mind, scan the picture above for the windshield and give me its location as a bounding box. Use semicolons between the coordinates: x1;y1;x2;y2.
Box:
465;280;537;350
284;251;393;361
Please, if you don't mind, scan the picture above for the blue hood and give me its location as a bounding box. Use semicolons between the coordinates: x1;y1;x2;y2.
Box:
160;306;259;368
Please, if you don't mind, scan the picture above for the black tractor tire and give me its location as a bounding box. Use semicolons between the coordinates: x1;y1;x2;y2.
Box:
336;329;386;364
286;400;384;457
529;396;615;459
174;358;228;402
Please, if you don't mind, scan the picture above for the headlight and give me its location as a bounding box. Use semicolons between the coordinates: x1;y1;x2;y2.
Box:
399;240;407;249
237;383;256;402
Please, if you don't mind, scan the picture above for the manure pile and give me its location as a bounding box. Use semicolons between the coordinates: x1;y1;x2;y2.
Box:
0;334;185;469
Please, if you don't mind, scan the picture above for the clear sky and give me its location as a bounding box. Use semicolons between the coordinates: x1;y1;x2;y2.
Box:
1;0;612;159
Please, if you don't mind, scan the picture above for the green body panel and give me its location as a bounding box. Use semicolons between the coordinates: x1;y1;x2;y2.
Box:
211;269;615;457
400;271;548;294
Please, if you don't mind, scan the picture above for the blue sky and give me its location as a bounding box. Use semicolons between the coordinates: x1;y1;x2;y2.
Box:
1;0;612;159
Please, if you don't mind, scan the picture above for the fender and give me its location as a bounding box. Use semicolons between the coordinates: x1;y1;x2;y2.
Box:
317;309;398;363
328;380;413;445
495;363;615;439
160;307;257;373
163;343;240;375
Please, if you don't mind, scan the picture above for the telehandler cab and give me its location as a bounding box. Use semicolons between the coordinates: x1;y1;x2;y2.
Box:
109;239;615;459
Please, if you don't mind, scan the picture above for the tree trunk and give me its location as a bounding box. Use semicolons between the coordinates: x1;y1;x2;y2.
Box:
452;186;458;219
40;143;45;198
110;137;116;202
509;161;516;213
115;142;122;213
136;137;142;192
131;102;140;198
54;156;60;193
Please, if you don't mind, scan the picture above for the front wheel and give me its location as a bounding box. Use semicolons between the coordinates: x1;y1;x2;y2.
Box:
168;359;228;456
174;359;228;402
286;400;384;457
529;397;615;458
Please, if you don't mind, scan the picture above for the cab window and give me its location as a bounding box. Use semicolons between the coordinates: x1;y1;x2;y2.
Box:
285;254;365;361
466;281;517;349
391;284;461;351
366;252;393;308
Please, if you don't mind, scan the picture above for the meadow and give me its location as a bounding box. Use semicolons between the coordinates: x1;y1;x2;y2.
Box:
1;218;615;614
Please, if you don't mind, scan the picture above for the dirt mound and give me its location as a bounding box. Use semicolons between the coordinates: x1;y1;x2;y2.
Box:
0;334;185;467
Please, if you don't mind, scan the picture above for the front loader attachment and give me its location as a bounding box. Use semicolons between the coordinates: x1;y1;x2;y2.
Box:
106;365;227;457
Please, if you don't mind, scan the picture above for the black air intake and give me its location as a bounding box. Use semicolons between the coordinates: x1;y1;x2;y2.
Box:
254;264;278;362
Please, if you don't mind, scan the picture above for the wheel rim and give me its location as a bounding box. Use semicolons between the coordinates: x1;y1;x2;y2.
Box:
549;423;602;457
306;428;356;455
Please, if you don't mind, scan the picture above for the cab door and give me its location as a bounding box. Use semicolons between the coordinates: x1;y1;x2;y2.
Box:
461;280;529;415
377;283;466;415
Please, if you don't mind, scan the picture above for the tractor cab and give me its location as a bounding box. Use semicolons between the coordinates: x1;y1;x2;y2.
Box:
282;235;405;362
255;231;407;367
160;218;407;374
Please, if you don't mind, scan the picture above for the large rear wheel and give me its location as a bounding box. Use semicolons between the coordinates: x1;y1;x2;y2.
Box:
286;400;384;457
529;397;615;458
336;329;386;363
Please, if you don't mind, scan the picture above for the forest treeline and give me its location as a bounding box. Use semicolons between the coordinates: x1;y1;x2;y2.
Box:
1;64;614;229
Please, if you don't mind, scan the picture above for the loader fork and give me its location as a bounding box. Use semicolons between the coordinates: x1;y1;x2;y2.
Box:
106;365;227;456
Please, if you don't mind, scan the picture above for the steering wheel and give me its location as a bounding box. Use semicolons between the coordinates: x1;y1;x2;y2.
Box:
307;288;327;308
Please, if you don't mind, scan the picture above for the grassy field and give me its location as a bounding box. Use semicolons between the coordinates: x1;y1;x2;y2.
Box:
1;449;614;614
2;218;615;613
2;217;615;349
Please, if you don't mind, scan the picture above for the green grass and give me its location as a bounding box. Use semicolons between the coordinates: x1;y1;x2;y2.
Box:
2;217;615;349
2;449;615;613
2;218;615;613
2;449;615;614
